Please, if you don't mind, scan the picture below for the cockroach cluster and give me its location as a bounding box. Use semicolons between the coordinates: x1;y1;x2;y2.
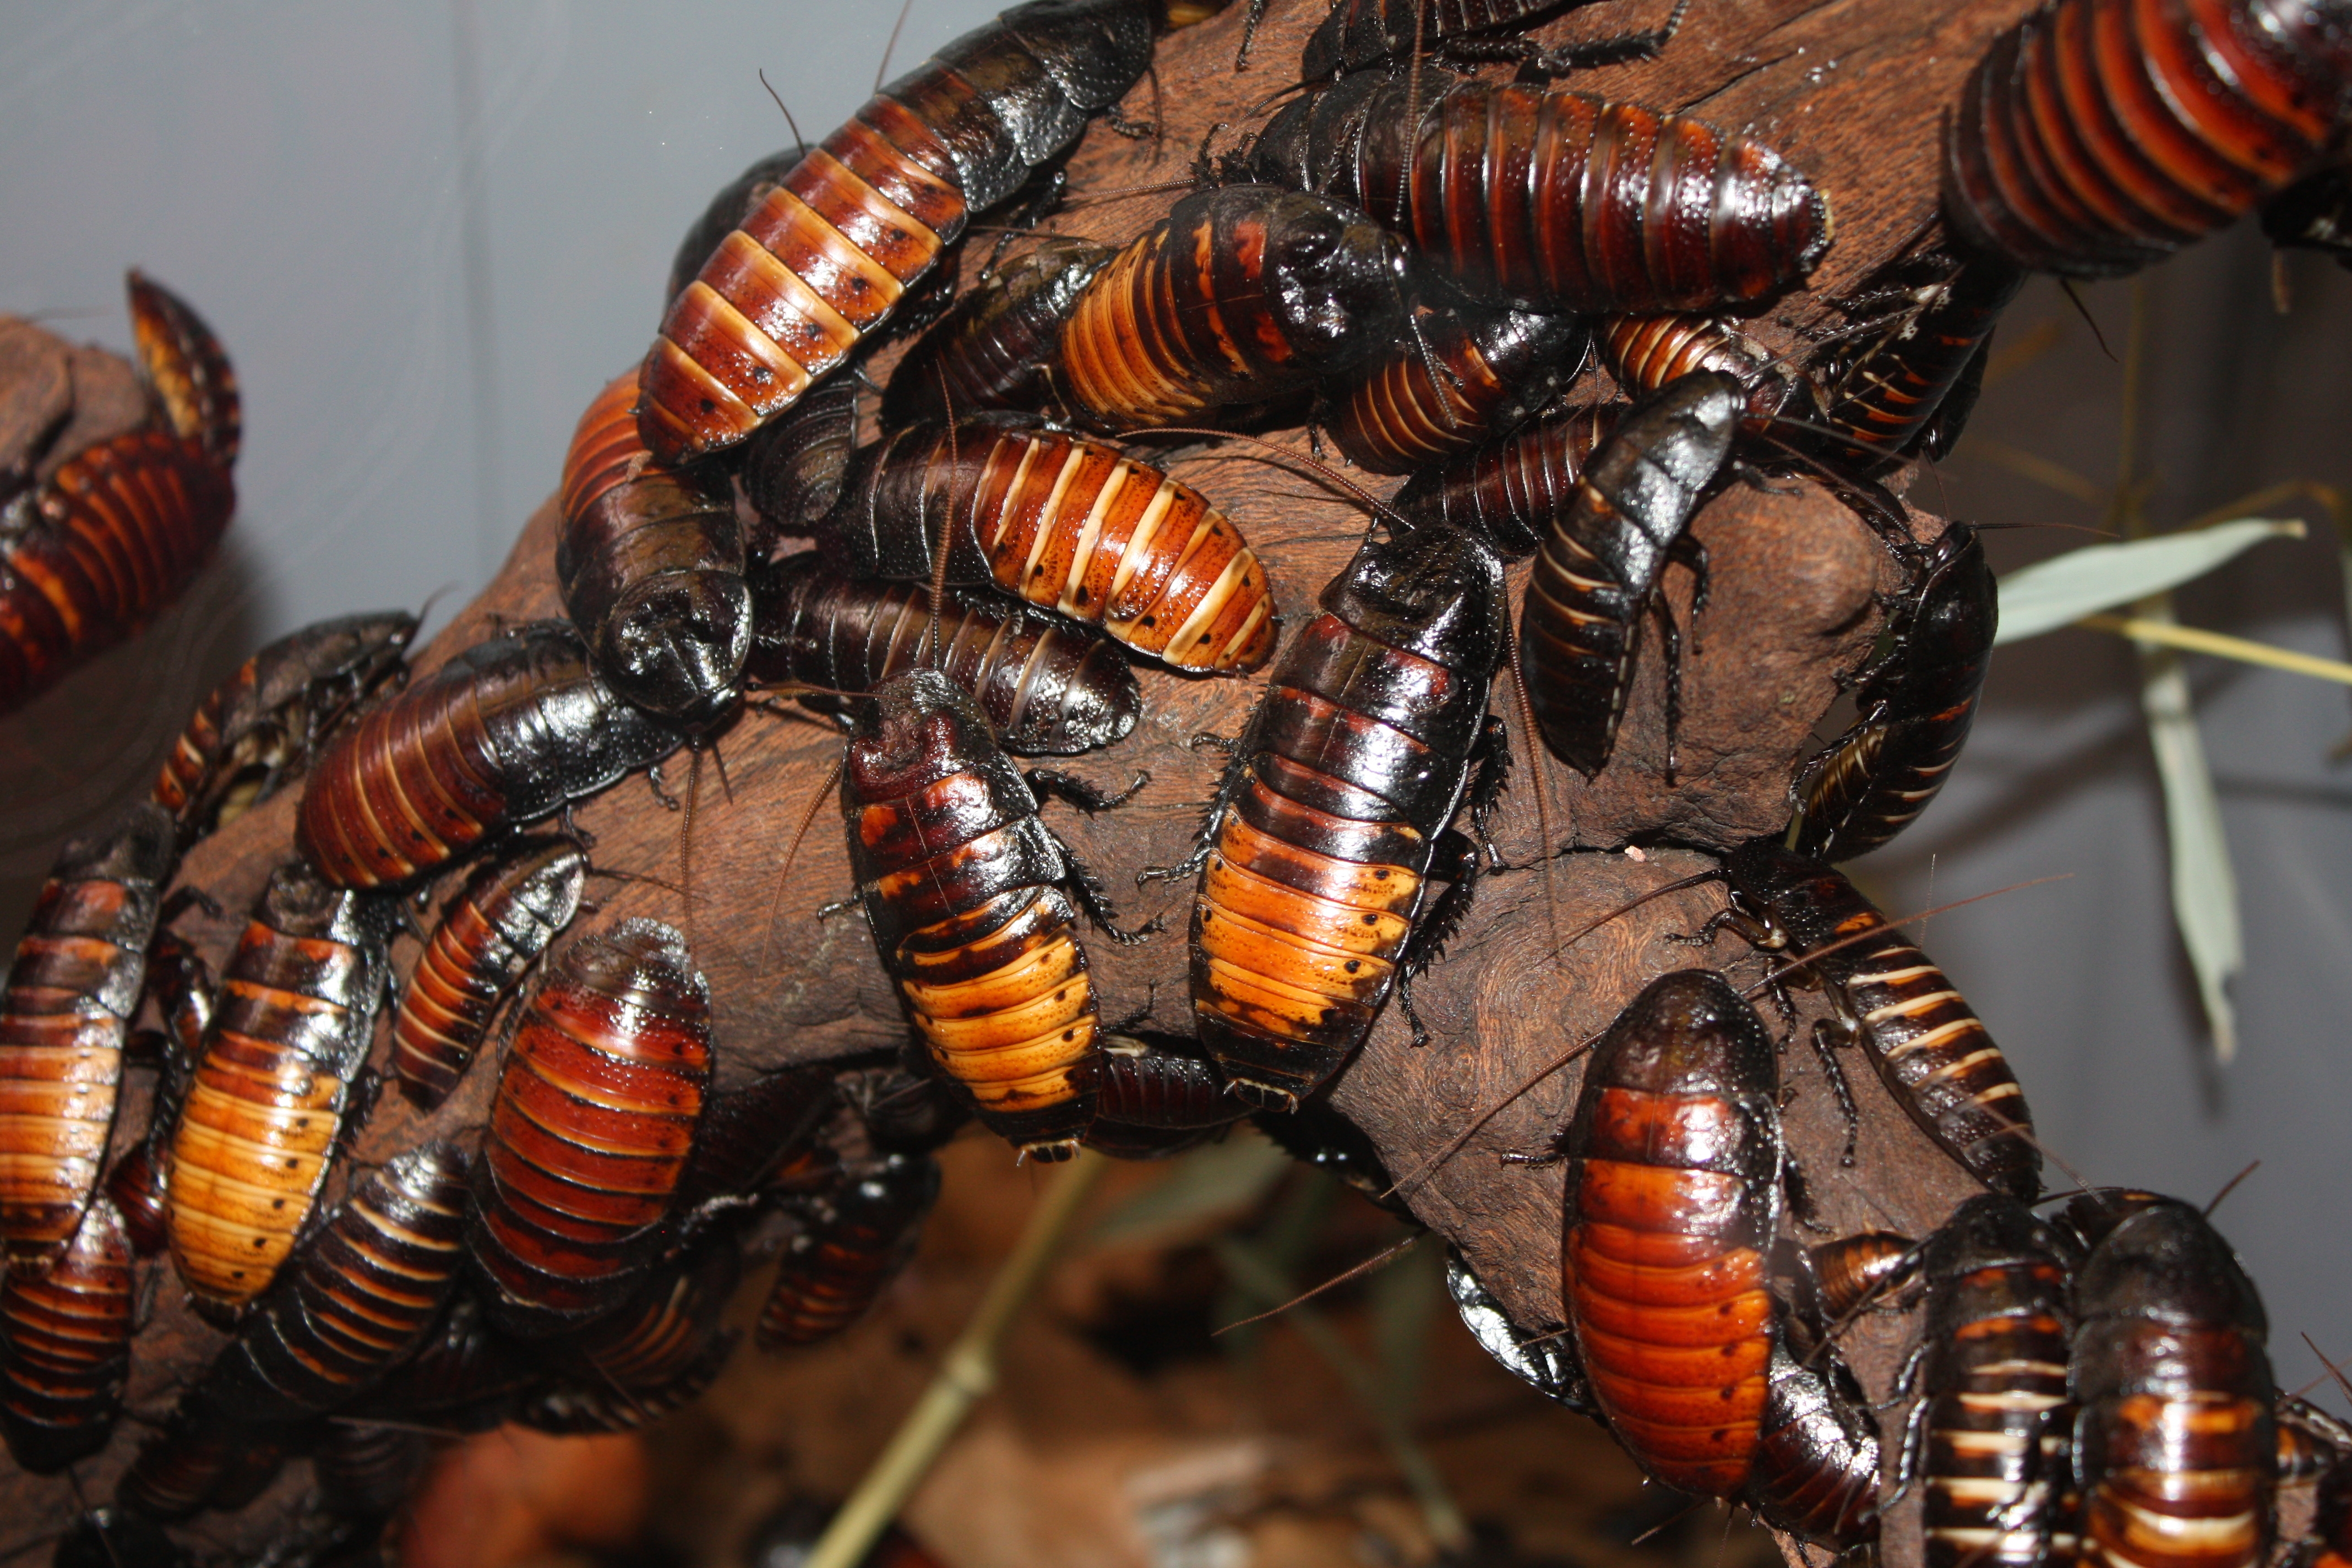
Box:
7;0;2352;1561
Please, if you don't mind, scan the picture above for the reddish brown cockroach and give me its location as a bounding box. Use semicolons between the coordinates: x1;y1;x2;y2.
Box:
757;1152;940;1348
1330;301;1585;476
0;1196;133;1473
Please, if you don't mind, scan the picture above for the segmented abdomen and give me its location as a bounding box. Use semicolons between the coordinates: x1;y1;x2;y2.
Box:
1332;304;1583;475
1746;1344;1882;1548
882;241;1114;427
757;1152;940;1348
1597;314;1814;433
1925;1284;2072;1566
1392;403;1623;559
0;1197;133;1473
1816;259;2025;471
312;1422;431;1522
127;271;241;467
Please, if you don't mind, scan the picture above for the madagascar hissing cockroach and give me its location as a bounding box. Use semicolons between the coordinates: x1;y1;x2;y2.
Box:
467;919;712;1335
311;1420;431;1523
1445;1249;1595;1413
296;618;683;890
552;1235;741;1394
743;371;869;545
52;1508;187;1568
1943;0;2352;278
826;422;1278;672
105;932;211;1256
639;0;1162;463
1714;836;2040;1201
1595;314;1816;437
150;609;418;843
1249;76;1831;316
0;1197;133;1473
1519;372;1739;778
1055;184;1406;430
1329;301;1586;476
115;1392;249;1522
668;145;807;307
2279;1395;2352;1484
166;862;400;1314
747;550;1141;757
756;1151;940;1349
676;1066;837;1207
127;270;240;469
1805;1228;1919;1319
1812;255;2025;475
1295;0;1691;77
843;669;1147;1159
1789;523;1996;861
1085;1036;1246;1158
338;1293;536;1436
1147;522;1507;1108
881;239;1117;428
390;839;589;1109
2297;1460;2352;1568
847;1060;973;1156
0;802;174;1268
1390;401;1624;558
1746;1340;1882;1549
517;1329;741;1435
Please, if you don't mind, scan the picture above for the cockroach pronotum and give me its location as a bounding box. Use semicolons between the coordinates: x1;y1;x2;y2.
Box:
638;0;1162;463
880;240;1117;428
0;1197;133;1473
1148;522;1507;1108
757;1151;941;1348
1790;524;1996;861
166;863;400;1314
296;619;684;890
1390;401;1624;558
105;932;212;1256
1943;0;2352;278
0;802;174;1268
1294;0;1690;77
1330;302;1586;475
748;551;1141;757
826;423;1278;672
1813;255;2026;474
1595;314;1816;436
1746;1341;1883;1549
466;919;712;1335
390;839;589;1109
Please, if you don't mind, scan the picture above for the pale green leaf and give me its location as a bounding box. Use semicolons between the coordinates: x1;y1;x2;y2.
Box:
1993;519;2304;646
2134;620;2242;1061
1085;1132;1289;1245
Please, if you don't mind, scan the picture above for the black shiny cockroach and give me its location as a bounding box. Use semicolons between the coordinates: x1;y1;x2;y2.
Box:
1595;314;1817;437
846;1060;974;1156
1747;1339;1883;1550
151;609;418;844
639;0;1164;463
1251;1095;1414;1214
1295;0;1693;78
1789;523;1996;862
1249;75;1831;317
0;1196;133;1473
1713;836;2041;1201
881;239;1117;428
743;371;869;545
0;802;174;1269
311;1420;431;1523
105;931;210;1256
2264;161;2352;269
1519;372;1739;780
1390;401;1624;558
1145;522;1507;1109
166;862;401;1314
2297;1454;2352;1568
1943;0;2352;278
297;618;684;890
1085;1035;1247;1158
748;549;1141;756
757;1151;941;1348
843;668;1149;1159
1811;254;2026;475
1445;1248;1596;1415
390;839;589;1109
1330;300;1586;476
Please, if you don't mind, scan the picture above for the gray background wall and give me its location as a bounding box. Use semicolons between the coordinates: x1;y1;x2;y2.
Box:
3;3;2349;1402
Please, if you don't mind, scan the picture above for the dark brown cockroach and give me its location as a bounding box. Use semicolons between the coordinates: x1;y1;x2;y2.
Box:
312;1420;431;1522
1085;1036;1246;1158
827;423;1278;672
1943;0;2352;278
166;863;400;1314
115;1392;252;1522
0;1197;133;1473
104;932;211;1256
1746;1340;1883;1549
1447;1249;1597;1413
0;802;174;1267
1789;524;1996;861
151;609;418;843
1812;255;2026;475
881;239;1117;428
2299;1461;2352;1568
639;0;1161;463
2279;1395;2352;1485
296;619;683;890
1390;401;1624;558
516;1329;739;1434
1805;1229;1919;1319
756;1151;940;1348
1520;372;1740;778
467;919;712;1335
846;1060;974;1156
748;550;1141;757
339;1293;536;1436
390;839;589;1109
1250;76;1831;316
2264;161;2352;268
552;1235;741;1395
1595;314;1816;437
1330;301;1586;475
843;669;1147;1158
1056;184;1407;430
1714;836;2040;1201
743;370;869;545
1147;522;1507;1108
200;1142;469;1420
668;145;808;307
676;1066;837;1207
1296;0;1691;77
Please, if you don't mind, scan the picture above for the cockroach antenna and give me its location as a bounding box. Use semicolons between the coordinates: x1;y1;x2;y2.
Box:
756;69;804;149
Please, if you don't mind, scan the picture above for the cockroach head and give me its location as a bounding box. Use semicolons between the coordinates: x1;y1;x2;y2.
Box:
848;670;994;798
1321;522;1506;666
594;575;754;731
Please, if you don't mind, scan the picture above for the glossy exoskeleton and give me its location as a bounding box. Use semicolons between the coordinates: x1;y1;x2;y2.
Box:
1943;0;2352;277
1790;523;1996;861
166;862;400;1313
748;550;1141;756
1596;314;1815;437
743;371;868;544
2279;1395;2352;1485
338;1293;536;1436
0;802;172;1266
391;839;589;1109
516;1329;739;1435
1749;1340;1883;1549
115;1392;251;1521
1805;1228;1918;1319
2297;1457;2352;1568
1444;1249;1594;1414
0;1197;133;1473
1297;0;1688;77
757;1151;941;1348
1390;401;1623;558
1330;301;1585;475
1813;255;2026;475
104;944;208;1257
881;239;1116;427
297;619;683;889
676;1066;837;1207
552;1235;741;1392
1092;1037;1246;1131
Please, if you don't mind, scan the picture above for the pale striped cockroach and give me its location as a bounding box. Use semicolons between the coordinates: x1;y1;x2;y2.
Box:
757;1151;940;1348
826;423;1278;672
0;1196;133;1473
104;931;209;1256
1294;0;1689;77
1812;254;2025;475
1330;300;1586;476
390;838;589;1109
1390;401;1624;558
1594;313;1817;437
165;862;400;1314
880;239;1116;428
296;619;683;890
0;802;174;1268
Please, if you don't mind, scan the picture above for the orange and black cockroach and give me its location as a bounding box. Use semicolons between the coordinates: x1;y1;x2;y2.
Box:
1250;77;1831;317
826;423;1279;672
1056;184;1407;431
1144;522;1508;1108
1594;314;1818;437
667;145;808;307
1085;1036;1247;1158
466;919;712;1336
552;1235;742;1401
0;802;174;1269
1747;1339;1883;1549
200;1142;468;1420
390;839;589;1109
638;0;1168;464
842;669;1149;1158
125;270;240;470
1446;1249;1596;1413
1711;836;2041;1201
880;239;1118;428
151;610;418;845
748;549;1142;757
1518;372;1740;778
756;1151;940;1349
52;1508;187;1568
297;619;684;890
1294;0;1691;76
1789;523;1996;862
1804;1228;1919;1319
0;1196;133;1473
1389;401;1624;558
310;1420;431;1524
1329;300;1586;476
1943;0;2352;278
104;932;212;1256
1811;253;2026;475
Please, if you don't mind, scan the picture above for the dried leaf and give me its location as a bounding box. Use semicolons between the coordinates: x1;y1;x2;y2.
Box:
1994;519;2305;645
